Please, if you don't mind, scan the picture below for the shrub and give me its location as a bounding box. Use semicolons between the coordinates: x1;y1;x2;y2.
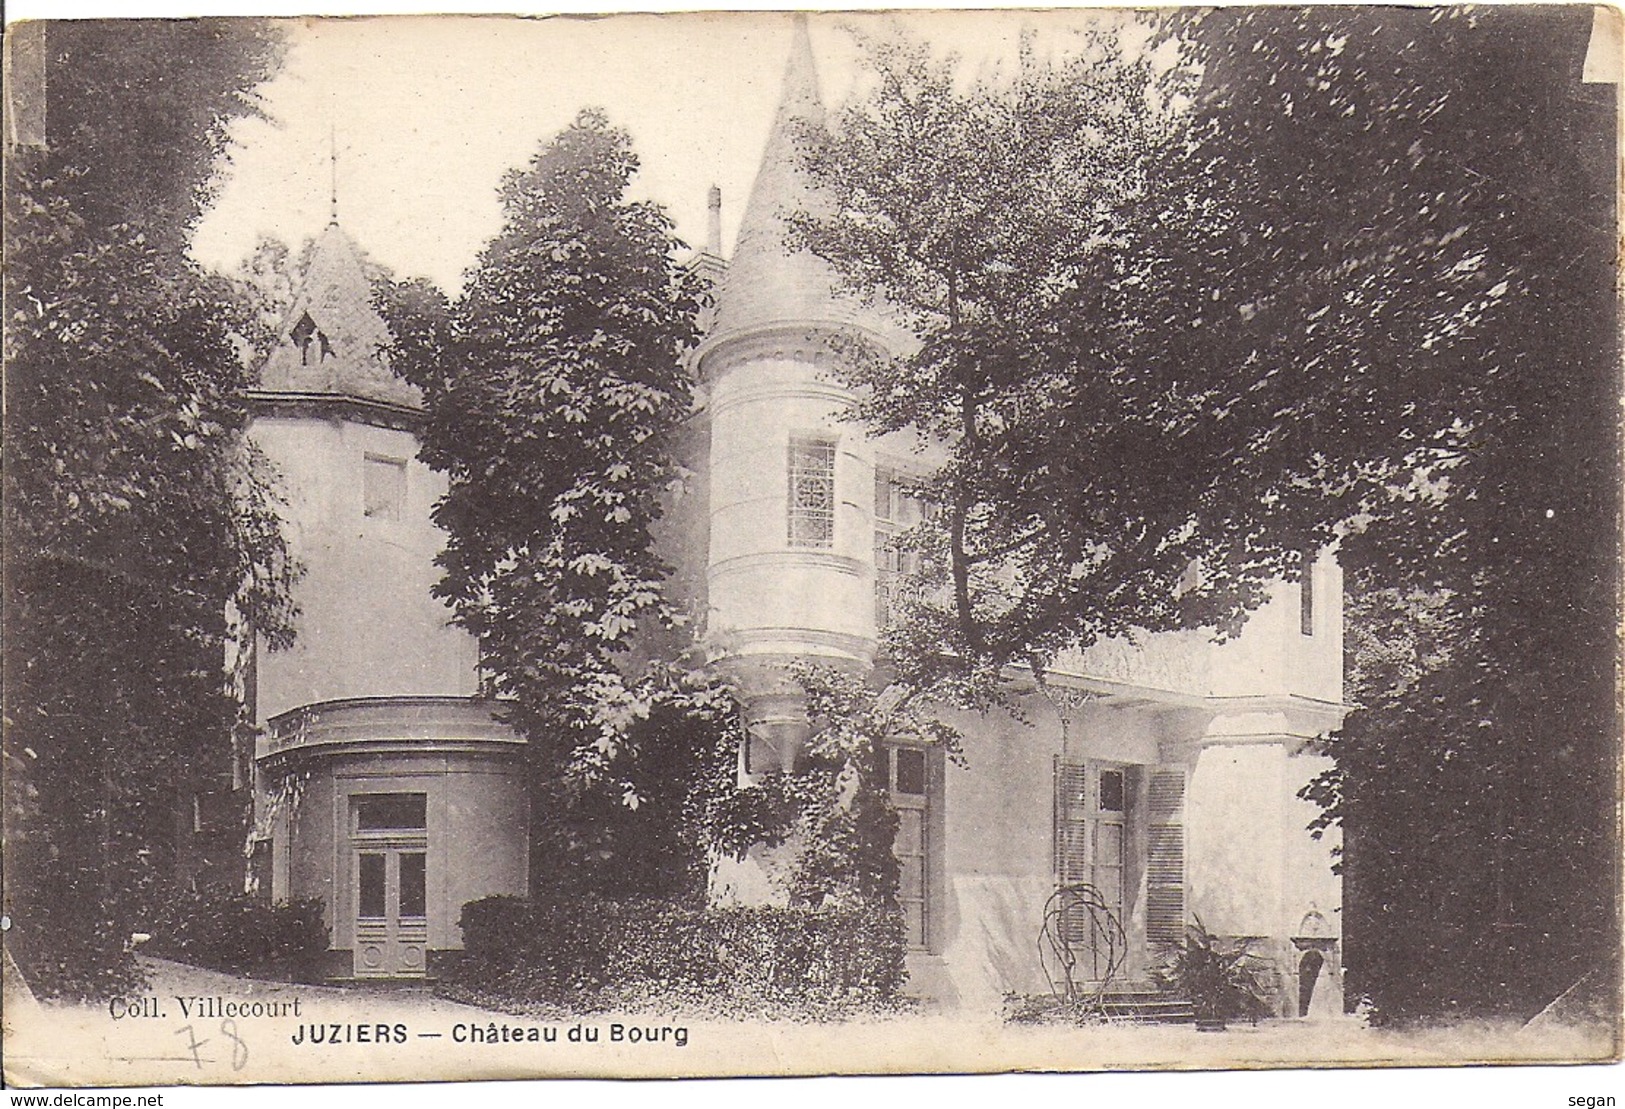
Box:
452;893;906;1013
709;905;906;1003
7;902;147;1002
1152;917;1273;1024
142;885;327;983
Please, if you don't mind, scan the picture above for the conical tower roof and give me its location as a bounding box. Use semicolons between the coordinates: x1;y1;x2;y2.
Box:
257;222;419;409
709;16;892;344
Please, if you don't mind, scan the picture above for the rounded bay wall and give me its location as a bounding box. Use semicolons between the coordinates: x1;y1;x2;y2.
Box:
704;338;878;677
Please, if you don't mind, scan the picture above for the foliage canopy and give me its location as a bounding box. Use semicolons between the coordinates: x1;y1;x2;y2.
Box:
4;20;295;999
798;15;1516;691
798;8;1618;1019
382;110;729;890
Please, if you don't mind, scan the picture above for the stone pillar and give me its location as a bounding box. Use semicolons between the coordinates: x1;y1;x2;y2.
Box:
1186;707;1344;1018
742;689;811;776
708;686;810;908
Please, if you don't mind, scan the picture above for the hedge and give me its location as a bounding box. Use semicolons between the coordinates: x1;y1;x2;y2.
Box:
143;886;327;983
453;894;906;1010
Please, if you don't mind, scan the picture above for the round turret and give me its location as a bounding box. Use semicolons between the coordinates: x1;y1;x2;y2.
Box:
696;17;900;771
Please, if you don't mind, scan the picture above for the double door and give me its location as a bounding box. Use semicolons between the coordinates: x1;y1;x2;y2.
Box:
353;840;428;978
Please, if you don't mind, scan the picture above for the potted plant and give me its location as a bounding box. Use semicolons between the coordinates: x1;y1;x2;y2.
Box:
1154;917;1272;1031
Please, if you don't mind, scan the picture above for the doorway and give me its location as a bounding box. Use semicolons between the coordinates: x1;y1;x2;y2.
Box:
350;792;429;978
1055;761;1128;982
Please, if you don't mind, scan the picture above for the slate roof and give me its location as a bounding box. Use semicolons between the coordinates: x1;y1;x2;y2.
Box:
709;16;898;345
257;222;421;409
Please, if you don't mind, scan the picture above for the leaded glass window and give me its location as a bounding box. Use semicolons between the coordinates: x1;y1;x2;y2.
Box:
788;436;836;548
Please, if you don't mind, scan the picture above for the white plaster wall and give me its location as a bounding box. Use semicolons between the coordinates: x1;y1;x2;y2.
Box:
1209;554;1343;705
935;703;1062;1005
1187;742;1288;937
283;773;335;917
1064;551;1344;707
1281;750;1342;939
1184;739;1343;1015
433;762;529;949
1064;702;1162;766
1208;599;1288;699
1186;741;1340;926
251;416;479;721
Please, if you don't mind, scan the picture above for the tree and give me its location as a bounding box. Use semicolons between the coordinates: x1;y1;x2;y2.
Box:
799;9;1616;1019
1274;8;1620;1022
3;20;295;999
797;15;1513;699
523;677;740;899
382;110;724;891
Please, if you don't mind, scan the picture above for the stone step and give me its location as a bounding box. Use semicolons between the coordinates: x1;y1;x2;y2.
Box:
1074;986;1196;1024
1099;997;1196;1024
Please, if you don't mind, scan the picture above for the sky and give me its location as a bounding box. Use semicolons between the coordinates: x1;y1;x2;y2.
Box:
9;2;1615;291
177;9;1155;292
0;5;1148;293
193;12;828;290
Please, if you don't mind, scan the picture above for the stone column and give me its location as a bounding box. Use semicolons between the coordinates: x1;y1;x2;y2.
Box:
1186;706;1343;1018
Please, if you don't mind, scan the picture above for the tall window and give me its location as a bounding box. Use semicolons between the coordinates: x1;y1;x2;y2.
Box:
887;744;934;950
788;436;836;548
874;466;925;627
1054;760;1126;979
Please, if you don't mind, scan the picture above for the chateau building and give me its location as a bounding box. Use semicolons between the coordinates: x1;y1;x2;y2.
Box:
250;19;1345;1013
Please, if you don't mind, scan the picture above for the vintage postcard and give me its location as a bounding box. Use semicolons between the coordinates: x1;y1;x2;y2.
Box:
3;2;1621;1093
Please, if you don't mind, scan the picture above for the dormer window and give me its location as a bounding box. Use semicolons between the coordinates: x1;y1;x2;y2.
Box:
290;311;331;366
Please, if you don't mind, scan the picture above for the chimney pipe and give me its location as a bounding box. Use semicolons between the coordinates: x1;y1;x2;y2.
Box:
706;184;722;257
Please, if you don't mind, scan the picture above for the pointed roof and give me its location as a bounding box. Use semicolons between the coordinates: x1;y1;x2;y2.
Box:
257;222;420;409
709;16;892;344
